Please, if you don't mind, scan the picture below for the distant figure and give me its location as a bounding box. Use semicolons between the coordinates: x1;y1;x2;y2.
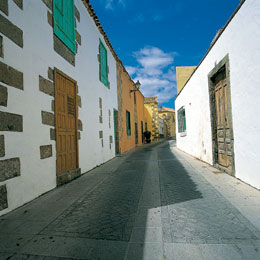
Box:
143;130;151;143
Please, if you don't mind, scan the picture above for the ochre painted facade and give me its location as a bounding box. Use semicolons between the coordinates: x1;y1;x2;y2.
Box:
176;66;197;94
117;62;146;154
158;107;176;137
144;97;159;142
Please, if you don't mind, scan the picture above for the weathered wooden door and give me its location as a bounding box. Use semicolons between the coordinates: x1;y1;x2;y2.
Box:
55;69;78;175
214;72;232;169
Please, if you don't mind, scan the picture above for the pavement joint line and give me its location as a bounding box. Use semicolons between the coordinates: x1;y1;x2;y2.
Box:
175;148;260;240
171;146;260;240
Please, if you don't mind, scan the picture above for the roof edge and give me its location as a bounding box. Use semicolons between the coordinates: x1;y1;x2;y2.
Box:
175;0;246;101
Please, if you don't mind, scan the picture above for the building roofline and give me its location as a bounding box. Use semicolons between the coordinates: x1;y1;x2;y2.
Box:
82;1;140;94
175;0;246;101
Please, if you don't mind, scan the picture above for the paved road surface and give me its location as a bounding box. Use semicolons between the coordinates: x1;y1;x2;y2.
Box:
0;139;260;259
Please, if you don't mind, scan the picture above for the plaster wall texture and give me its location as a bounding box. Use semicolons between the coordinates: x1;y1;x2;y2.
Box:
117;65;136;154
175;0;260;189
158;111;176;137
0;0;118;216
135;90;145;145
144;103;154;139
176;66;197;94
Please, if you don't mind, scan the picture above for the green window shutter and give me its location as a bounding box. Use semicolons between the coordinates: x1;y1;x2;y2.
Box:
126;110;131;136
53;0;76;54
99;40;109;87
178;107;186;133
183;110;186;131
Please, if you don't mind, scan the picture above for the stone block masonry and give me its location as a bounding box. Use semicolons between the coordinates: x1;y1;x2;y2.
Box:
0;111;23;132
42;0;52;11
0;13;23;48
0;135;5;157
0;184;8;211
39;75;54;96
0;61;23;90
0;85;7;107
41;111;55;127
0;35;3;58
40;145;52;159
53;35;75;66
0;158;20;182
74;5;80;22
78;119;83;131
0;0;8;16
12;0;23;10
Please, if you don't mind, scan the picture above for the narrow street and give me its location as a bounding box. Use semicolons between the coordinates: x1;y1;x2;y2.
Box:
0;139;259;260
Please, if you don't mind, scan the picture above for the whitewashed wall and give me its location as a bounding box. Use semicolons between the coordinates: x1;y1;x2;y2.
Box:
0;0;118;216
175;0;260;189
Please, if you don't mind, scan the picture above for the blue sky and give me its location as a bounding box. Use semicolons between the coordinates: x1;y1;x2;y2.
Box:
90;0;240;109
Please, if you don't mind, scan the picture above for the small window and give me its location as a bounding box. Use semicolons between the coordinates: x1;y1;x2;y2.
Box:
99;40;109;87
126;110;131;136
53;0;76;53
178;107;186;133
134;91;136;105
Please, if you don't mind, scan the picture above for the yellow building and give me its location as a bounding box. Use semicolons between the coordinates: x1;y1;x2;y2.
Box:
176;66;196;94
116;62;146;154
144;97;159;142
158;107;176;137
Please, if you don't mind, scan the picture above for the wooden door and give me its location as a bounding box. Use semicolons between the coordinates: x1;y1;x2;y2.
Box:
214;75;232;169
55;69;78;175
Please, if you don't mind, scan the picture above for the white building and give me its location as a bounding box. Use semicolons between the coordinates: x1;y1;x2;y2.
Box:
0;0;118;215
175;0;260;189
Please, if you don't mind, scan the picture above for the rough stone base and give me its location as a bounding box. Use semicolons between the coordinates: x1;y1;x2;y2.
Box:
0;184;8;211
57;168;81;186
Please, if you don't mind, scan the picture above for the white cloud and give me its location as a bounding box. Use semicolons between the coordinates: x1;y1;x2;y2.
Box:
153;14;163;22
128;13;145;24
105;0;125;10
125;66;137;75
127;46;177;104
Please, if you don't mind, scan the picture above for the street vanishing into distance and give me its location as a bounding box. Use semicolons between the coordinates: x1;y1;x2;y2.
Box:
0;139;259;260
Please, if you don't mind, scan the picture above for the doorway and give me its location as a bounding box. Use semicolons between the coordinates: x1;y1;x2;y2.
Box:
54;69;79;180
208;55;235;175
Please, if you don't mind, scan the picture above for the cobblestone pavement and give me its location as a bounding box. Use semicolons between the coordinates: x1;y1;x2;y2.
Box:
0;139;260;259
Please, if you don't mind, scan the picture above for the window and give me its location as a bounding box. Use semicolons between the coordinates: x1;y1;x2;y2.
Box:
126;110;131;136
53;0;76;53
178;107;186;133
135;122;138;144
134;91;136;105
99;40;109;87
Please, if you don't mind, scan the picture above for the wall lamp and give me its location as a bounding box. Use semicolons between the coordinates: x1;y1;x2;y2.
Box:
130;80;141;93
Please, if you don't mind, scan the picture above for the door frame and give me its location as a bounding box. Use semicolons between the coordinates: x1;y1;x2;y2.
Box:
208;54;235;176
54;68;79;177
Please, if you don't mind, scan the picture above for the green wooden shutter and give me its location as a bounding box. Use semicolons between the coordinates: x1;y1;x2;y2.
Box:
183;110;186;131
53;0;76;54
126;110;131;135
99;40;109;86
